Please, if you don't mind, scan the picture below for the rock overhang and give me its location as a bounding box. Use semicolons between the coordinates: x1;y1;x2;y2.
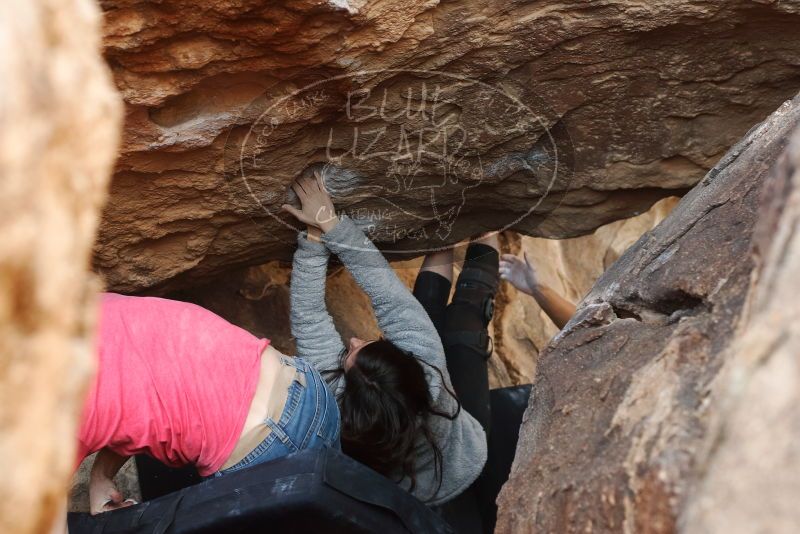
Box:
94;0;800;292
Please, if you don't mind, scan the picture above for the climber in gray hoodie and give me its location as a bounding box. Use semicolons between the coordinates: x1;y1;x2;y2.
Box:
282;171;487;506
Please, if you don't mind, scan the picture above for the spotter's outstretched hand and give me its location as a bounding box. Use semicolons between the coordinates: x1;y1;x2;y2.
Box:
500;252;577;329
499;252;539;296
281;170;339;233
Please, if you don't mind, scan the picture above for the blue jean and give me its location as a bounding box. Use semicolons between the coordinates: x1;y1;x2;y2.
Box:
214;356;340;476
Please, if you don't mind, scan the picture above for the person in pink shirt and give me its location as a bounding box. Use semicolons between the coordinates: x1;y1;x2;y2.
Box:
79;292;340;515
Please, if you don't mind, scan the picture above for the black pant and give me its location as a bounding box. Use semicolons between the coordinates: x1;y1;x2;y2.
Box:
413;244;498;533
412;244;497;433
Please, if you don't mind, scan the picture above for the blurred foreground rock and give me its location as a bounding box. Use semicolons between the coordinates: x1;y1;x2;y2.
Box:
683;120;800;534
0;1;121;533
496;94;800;532
94;0;800;292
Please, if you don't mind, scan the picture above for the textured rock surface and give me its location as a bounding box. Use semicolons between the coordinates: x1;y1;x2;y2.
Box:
94;0;800;293
495;94;800;533
0;1;122;533
495;197;679;384
683;128;800;534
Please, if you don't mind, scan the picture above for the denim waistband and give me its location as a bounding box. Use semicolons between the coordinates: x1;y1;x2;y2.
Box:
219;355;308;471
215;356;340;476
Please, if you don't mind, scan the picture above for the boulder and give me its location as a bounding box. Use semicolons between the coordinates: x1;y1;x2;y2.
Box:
495;93;800;533
94;0;800;292
683;119;800;534
495;197;679;384
0;0;121;532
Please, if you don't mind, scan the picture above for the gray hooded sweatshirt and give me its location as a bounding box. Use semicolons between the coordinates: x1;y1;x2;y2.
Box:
289;216;488;506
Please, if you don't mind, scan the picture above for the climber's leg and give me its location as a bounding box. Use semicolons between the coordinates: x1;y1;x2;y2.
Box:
442;233;499;434
433;234;499;534
413;249;454;336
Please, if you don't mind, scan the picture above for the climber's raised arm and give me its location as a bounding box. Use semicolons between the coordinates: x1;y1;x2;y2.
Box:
499;252;577;329
282;177;345;380
320;216;488;505
321;217;448;381
282;170;448;387
282;171;485;505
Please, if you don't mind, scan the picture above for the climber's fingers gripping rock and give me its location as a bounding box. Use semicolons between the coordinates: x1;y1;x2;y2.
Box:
282;171;339;232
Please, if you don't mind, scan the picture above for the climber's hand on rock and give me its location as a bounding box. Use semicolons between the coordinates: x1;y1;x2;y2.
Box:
89;474;136;515
282;170;339;233
499;252;539;296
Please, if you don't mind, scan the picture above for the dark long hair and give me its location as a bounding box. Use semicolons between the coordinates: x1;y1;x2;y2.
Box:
326;339;460;492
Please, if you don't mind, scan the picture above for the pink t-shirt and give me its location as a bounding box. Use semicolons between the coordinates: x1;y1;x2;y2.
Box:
77;293;270;476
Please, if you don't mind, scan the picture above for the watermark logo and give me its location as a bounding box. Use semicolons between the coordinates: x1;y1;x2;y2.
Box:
224;69;573;255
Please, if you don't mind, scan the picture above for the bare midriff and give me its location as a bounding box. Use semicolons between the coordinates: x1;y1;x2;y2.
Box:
219;345;298;471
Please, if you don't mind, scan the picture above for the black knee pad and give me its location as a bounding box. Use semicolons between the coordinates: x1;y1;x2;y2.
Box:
452;266;499;327
443;244;500;360
443;302;494;360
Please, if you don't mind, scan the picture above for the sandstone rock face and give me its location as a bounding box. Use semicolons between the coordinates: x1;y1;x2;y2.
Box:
0;1;122;533
495;197;679;384
495;94;800;533
683;127;800;534
95;0;800;293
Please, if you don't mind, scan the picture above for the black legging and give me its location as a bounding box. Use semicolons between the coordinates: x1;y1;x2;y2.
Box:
413;244;498;534
412;243;497;432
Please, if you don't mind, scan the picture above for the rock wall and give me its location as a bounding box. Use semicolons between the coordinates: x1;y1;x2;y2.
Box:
683;123;800;534
495;197;679;384
94;0;800;293
0;1;122;533
495;93;800;533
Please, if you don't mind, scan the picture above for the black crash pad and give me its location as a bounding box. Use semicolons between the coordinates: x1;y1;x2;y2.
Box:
68;447;453;534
